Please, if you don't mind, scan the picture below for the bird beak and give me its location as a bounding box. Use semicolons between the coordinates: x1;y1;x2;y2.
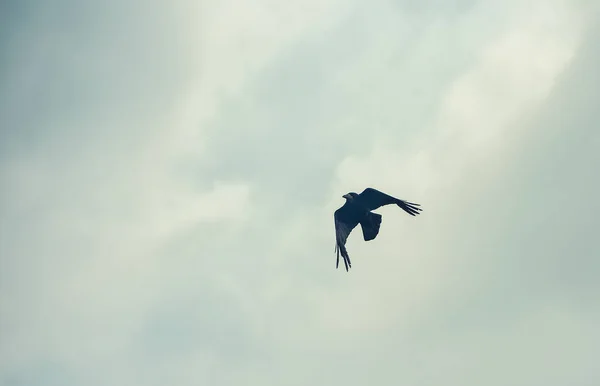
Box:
342;194;351;199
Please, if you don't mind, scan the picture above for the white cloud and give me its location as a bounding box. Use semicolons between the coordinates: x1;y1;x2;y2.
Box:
1;0;599;385
334;0;584;188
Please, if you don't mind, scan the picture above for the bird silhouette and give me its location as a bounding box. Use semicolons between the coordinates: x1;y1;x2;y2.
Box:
334;187;422;271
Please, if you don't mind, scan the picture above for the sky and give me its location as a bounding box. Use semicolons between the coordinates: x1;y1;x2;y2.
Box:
1;0;599;385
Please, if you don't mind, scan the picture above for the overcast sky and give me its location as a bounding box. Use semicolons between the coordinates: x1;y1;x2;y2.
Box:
1;0;599;385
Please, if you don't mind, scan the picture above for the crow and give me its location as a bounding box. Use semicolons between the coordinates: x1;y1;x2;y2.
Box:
334;187;422;271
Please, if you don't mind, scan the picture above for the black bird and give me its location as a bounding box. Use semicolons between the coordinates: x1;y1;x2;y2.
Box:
334;187;422;271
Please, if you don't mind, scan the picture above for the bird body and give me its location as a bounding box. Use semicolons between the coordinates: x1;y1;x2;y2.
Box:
334;187;422;271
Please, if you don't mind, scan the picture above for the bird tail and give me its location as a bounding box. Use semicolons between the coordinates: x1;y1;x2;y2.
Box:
360;212;382;241
335;242;351;271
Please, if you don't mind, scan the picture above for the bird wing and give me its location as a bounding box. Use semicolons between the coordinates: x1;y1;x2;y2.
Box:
358;187;422;216
360;211;382;241
334;207;359;271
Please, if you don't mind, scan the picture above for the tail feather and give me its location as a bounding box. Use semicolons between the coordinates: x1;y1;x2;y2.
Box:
360;212;382;241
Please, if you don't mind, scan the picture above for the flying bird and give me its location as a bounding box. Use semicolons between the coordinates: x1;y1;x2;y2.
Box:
334;187;422;271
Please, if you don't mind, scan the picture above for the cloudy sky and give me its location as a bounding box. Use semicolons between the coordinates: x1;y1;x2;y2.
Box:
1;0;599;385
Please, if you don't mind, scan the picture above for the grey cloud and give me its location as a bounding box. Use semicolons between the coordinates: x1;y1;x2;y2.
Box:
195;3;506;211
1;2;599;386
2;360;74;386
226;11;600;385
0;0;198;158
390;20;600;383
392;0;478;14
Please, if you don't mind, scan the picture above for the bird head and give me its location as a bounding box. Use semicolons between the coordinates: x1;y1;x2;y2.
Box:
342;192;359;201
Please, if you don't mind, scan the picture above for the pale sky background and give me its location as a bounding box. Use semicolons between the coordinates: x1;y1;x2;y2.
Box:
1;0;599;385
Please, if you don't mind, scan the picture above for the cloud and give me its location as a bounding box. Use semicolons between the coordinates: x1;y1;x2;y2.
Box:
1;0;599;385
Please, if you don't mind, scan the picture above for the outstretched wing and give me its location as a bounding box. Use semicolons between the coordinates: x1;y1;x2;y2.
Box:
358;187;422;216
334;207;359;271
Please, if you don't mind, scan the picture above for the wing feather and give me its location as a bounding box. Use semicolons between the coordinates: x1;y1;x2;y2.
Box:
358;187;422;216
